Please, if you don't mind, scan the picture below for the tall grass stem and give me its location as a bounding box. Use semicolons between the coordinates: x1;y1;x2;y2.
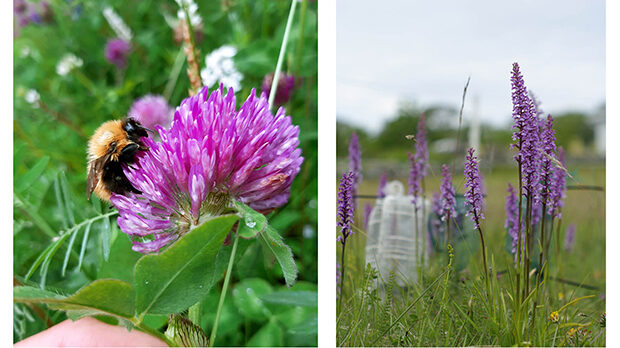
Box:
269;0;297;110
370;269;449;346
451;77;470;178
209;231;239;346
164;48;186;101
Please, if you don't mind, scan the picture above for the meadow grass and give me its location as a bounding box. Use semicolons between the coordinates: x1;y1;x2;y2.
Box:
337;164;605;347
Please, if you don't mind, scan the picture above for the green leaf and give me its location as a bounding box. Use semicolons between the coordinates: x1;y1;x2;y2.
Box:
234;200;267;238
273;306;316;331
235;39;278;77
59;171;76;227
100;214;112;261
14;286;66;301
51;279;135;318
15;156;49;193
247;319;284;347
232;278;273;321
77;220;92;271
269;210;302;234
288;313;317;335
134;214;238;316
259;291;317;307
201;290;243;338
98;233;142;285
142;314;169;330
14;279;135;320
61;224;82;277
259;226;298;287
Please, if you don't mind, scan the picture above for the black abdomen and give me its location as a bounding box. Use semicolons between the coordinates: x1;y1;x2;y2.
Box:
102;161;141;196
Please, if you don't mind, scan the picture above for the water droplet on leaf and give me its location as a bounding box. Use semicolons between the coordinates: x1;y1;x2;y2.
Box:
245;217;256;229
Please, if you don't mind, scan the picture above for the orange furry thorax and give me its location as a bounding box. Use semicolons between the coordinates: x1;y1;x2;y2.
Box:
87;120;132;160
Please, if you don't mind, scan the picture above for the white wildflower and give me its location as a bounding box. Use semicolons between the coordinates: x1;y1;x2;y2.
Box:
200;45;243;91
20;46;31;58
56;53;83;76
24;89;40;108
175;0;202;27
103;7;132;42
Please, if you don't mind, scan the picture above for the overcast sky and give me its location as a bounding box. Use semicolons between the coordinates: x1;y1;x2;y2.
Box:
336;0;605;133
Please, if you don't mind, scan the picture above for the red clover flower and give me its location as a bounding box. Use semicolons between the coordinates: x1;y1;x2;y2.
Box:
261;72;296;106
105;38;131;69
128;94;175;130
110;86;303;253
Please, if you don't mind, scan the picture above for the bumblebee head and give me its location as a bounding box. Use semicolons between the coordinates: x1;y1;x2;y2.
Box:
88;118;149;162
122;117;149;142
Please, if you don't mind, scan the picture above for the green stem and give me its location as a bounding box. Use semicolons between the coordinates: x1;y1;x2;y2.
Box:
421;179;427;279
269;0;298;110
445;212;451;265
370;269;449;347
474;213;489;297
516;157;523;306
414;202;420;282
338;241;346;313
209;231;239;346
134;319;177;347
73;70;98;96
164;48;186;101
531;200;548;337
523;197;531;301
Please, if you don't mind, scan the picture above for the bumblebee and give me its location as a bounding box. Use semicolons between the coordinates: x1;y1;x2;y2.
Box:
87;117;149;201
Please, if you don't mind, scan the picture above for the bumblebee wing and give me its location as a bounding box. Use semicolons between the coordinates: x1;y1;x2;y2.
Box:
86;155;108;200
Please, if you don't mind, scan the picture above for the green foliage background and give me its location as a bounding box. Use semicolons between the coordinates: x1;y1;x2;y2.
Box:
14;0;317;346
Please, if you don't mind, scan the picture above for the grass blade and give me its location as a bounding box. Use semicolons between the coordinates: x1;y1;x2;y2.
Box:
61;224;82;277
14;192;57;238
53;175;68;230
370;269;448;346
15;156;50;193
59;171;76;226
24;243;55;280
77;221;93;271
39;233;73;288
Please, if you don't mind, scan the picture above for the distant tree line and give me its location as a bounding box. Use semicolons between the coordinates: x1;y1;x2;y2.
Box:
337;102;601;162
